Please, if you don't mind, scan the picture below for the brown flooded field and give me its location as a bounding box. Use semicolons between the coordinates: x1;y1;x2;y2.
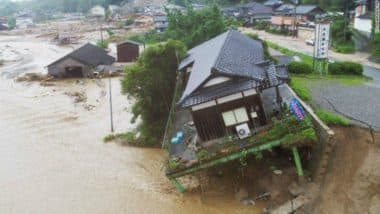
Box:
0;35;259;213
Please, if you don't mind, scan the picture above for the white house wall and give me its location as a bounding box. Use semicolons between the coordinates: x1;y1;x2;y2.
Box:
354;18;372;38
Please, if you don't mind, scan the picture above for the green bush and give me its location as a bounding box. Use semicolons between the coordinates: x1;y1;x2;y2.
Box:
328;61;363;76
316;110;350;126
371;33;380;58
126;17;134;26
287;61;312;74
253;20;269;30
334;41;355;53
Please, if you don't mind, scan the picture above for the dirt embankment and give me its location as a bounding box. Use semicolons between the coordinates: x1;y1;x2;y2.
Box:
310;126;380;214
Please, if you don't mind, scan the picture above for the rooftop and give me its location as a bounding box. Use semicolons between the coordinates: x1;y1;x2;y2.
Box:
48;43;115;67
178;30;288;108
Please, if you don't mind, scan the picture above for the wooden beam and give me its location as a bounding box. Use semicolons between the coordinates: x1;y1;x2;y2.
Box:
167;140;283;179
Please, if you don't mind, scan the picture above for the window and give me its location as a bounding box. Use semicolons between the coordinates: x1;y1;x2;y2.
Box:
222;107;249;127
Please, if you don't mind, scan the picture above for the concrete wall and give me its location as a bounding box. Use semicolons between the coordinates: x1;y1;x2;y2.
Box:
354;18;372;38
48;57;92;78
282;84;335;182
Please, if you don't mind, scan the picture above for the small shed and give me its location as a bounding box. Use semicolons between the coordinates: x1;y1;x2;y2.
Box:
47;43;115;78
117;40;140;62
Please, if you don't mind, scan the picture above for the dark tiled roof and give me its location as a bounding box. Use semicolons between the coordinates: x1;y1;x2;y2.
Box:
295;5;323;15
241;2;273;14
264;0;284;6
179;30;265;101
178;30;289;108
48;43;115;67
275;3;295;12
181;79;259;108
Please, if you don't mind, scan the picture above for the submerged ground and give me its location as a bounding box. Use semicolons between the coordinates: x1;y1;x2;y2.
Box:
0;34;260;213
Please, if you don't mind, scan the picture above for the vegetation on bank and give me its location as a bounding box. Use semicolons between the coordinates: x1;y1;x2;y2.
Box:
289;77;312;101
316;110;350;126
167;111;317;171
120;40;186;146
331;17;355;54
371;33;380;61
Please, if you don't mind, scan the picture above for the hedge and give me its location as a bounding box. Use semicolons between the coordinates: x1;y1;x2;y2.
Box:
328;61;363;76
287;61;312;74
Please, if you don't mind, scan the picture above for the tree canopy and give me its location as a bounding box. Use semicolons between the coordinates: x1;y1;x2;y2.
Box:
165;4;238;48
121;40;186;145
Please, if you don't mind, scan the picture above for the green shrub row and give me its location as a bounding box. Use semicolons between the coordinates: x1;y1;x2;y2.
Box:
287;61;312;74
328;61;363;76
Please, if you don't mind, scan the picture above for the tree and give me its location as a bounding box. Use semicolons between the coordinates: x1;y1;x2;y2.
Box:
121;40;186;145
165;4;239;48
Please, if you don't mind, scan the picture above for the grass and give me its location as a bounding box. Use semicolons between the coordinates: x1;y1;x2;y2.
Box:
289;77;312;101
293;73;369;86
267;41;313;66
316;110;351;126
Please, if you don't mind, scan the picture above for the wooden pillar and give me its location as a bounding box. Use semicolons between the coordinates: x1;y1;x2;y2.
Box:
292;147;304;177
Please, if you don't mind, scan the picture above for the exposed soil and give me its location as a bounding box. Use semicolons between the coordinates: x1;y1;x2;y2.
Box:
310;126;380;214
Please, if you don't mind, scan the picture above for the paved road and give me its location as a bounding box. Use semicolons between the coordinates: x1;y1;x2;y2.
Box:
242;28;380;129
241;28;380;69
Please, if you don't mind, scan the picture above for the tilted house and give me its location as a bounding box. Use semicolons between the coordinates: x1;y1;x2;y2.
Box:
177;30;289;142
47;43;115;78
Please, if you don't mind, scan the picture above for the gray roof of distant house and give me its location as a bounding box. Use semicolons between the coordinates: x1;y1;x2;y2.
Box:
295;5;323;15
275;3;295;12
264;0;284;6
48;43;115;67
241;2;273;14
154;15;167;22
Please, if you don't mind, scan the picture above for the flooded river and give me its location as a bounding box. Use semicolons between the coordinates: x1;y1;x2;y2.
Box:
0;36;257;213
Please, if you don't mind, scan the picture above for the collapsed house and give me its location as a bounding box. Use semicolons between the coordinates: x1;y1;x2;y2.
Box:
47;43;115;78
164;30;330;193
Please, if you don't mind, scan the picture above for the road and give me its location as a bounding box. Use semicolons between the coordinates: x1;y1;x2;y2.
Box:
239;28;380;130
241;28;380;69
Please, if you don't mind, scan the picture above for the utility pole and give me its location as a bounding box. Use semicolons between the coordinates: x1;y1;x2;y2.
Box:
293;0;298;38
109;76;114;133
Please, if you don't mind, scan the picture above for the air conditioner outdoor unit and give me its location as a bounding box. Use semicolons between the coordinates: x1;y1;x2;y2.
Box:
236;123;251;139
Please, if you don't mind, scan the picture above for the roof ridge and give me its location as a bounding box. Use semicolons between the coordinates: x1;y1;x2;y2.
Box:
212;30;234;74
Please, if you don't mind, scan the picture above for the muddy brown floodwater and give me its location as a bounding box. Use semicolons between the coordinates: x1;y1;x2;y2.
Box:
0;36;258;213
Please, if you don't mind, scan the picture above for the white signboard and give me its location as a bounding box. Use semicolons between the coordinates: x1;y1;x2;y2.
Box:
314;23;330;59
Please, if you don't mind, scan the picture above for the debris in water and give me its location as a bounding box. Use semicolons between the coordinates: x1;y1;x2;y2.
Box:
64;91;87;103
